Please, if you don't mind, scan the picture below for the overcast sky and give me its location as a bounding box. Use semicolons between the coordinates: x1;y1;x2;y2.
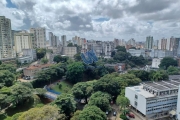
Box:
1;0;180;41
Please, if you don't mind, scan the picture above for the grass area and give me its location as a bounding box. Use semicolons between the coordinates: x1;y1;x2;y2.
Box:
51;81;73;93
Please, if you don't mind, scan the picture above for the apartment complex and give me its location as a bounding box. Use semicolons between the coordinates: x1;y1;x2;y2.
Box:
127;49;145;57
49;32;58;47
146;36;153;49
14;31;34;53
30;28;46;48
63;47;77;58
61;35;67;47
23;64;52;79
0;16;14;59
151;58;162;68
125;77;180;119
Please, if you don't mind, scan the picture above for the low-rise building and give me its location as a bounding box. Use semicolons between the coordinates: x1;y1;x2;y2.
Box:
18;56;33;64
150;49;173;58
63;47;77;58
23;64;52;79
177;85;180;120
127;49;145;57
22;49;37;60
125;78;180;120
104;63;125;72
151;58;162;68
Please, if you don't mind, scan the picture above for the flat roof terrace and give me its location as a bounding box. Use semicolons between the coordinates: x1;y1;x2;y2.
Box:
142;80;180;91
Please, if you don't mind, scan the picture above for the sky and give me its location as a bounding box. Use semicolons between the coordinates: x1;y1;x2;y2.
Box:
1;0;180;41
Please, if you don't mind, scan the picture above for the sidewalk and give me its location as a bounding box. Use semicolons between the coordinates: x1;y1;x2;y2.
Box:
130;109;147;120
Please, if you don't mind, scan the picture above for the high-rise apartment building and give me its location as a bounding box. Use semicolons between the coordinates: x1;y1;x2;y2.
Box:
49;32;59;47
30;28;46;48
61;35;67;47
14;31;34;53
169;36;175;51
145;36;153;49
49;32;53;46
173;38;180;56
0;16;14;59
11;30;21;46
161;38;167;50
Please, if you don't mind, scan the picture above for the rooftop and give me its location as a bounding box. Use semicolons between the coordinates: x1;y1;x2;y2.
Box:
128;85;155;98
25;64;52;70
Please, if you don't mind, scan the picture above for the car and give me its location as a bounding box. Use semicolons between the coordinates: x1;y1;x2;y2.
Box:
106;111;109;115
113;112;116;116
127;113;135;118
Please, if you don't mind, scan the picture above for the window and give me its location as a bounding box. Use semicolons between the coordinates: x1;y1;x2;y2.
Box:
135;95;138;99
135;101;138;106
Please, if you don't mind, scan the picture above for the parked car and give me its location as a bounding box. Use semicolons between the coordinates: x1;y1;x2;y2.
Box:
106;111;109;115
127;113;135;118
113;112;116;116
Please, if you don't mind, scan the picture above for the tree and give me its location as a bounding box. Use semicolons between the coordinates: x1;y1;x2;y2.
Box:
0;64;16;73
18;105;66;120
71;81;94;104
111;51;116;57
67;43;74;47
78;106;106;120
52;93;76;117
41;58;48;64
74;53;82;61
70;110;81;120
159;57;177;69
115;46;127;53
36;48;46;59
167;66;179;75
128;70;149;81
53;55;62;63
113;51;127;61
0;60;2;65
152;70;168;81
0;70;15;87
35;88;46;96
66;62;84;84
119;73;141;86
116;96;129;114
88;92;111;112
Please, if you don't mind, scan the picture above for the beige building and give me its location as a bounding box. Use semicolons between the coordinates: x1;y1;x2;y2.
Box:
14;31;34;53
0;16;14;59
23;64;52;79
30;28;46;48
63;47;77;58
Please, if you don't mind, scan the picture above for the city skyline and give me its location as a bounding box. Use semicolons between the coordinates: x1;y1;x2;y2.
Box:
0;0;180;41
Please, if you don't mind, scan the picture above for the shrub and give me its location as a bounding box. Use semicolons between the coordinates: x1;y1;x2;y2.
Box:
59;84;62;89
120;114;128;120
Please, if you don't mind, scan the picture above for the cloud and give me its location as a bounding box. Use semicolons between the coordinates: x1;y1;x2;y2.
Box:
2;0;180;41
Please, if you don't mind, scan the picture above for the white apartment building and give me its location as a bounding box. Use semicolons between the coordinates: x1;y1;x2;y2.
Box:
150;49;173;58
30;28;46;48
14;31;34;54
125;77;180;120
0;16;14;59
63;47;77;58
22;49;37;60
146;36;153;50
177;85;180;120
151;58;162;68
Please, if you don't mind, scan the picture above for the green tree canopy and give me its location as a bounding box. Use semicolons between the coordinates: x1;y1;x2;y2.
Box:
0;64;16;73
71;81;94;104
70;110;81;120
167;66;179;75
0;70;15;87
116;96;129;114
66;62;84;84
159;57;178;69
53;55;62;63
128;70;149;81
52;93;76;117
113;51;127;61
41;58;48;64
87;91;111;112
78;106;106;120
36;48;46;59
74;53;82;61
115;46;127;52
18;105;66;120
152;70;168;81
119;73;141;86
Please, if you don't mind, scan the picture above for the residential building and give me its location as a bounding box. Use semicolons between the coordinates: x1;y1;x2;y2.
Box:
127;49;145;57
146;36;153;49
23;64;52;79
61;35;67;47
150;49;173;58
22;49;37;60
169;36;175;51
177;85;180;120
127;38;136;48
49;32;53;46
153;40;159;49
125;77;180;119
151;58;162;68
14;31;34;54
104;63;126;72
161;38;167;50
18;56;33;64
114;38;119;48
30;27;46;48
11;30;21;46
173;38;180;56
0;16;14;59
63;47;77;58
